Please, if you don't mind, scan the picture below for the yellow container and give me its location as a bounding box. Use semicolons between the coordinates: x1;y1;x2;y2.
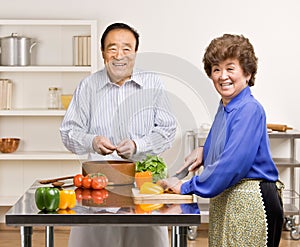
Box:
61;94;72;109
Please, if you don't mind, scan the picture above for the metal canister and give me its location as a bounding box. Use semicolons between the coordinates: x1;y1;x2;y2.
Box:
0;33;37;66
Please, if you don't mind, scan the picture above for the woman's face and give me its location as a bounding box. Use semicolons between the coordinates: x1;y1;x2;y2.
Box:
210;58;251;106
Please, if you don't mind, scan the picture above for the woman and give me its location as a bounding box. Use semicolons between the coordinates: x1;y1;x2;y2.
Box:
159;34;284;246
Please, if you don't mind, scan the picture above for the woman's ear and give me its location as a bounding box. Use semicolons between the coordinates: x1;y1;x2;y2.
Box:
246;74;251;83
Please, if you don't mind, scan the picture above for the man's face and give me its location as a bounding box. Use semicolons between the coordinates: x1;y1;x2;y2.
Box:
102;29;137;85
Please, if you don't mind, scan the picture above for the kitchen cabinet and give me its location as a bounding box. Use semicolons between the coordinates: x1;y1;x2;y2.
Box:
268;130;300;240
0;20;98;207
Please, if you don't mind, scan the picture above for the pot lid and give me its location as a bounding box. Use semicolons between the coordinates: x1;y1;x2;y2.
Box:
0;33;31;40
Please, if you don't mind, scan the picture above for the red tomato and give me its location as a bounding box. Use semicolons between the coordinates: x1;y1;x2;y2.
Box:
91;176;107;190
73;174;83;187
101;189;109;199
82;176;92;189
81;189;92;200
75;187;83;201
92;196;104;204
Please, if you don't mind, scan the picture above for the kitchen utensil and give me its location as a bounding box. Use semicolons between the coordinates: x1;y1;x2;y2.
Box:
52;181;65;187
0;33;37;66
267;123;293;132
172;165;190;179
82;160;135;185
0;138;20;153
132;188;194;204
39;175;74;184
47;87;61;109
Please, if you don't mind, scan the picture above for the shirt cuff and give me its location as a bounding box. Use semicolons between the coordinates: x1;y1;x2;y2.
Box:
133;138;148;154
84;134;97;153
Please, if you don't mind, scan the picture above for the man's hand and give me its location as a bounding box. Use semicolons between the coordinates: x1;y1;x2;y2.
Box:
116;139;136;159
92;136;116;155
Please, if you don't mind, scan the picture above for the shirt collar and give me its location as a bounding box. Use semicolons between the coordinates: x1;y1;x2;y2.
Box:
97;67;144;90
224;86;252;113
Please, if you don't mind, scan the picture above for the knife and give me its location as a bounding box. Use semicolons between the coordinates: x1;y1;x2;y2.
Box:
172;165;190;180
39;175;74;184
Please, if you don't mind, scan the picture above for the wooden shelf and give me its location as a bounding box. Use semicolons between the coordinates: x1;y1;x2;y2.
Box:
268;130;300;139
0;19;97;206
0;109;66;116
0;19;96;26
0;151;80;160
0;66;92;72
273;158;300;167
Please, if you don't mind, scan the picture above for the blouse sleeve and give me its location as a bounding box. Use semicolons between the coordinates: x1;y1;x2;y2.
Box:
181;102;265;197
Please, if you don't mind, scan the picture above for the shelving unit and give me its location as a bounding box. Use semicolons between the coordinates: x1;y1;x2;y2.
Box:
0;19;98;207
269;130;300;240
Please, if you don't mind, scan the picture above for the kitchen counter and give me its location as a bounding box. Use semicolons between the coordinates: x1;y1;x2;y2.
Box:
5;180;201;247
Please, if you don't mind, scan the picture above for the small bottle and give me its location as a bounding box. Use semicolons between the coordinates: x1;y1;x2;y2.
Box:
48;87;60;109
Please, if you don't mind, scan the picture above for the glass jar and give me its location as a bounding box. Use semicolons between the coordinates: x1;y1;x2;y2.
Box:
48;87;60;109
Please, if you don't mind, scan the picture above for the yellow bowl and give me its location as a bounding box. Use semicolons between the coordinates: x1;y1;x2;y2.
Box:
0;138;20;153
61;94;72;109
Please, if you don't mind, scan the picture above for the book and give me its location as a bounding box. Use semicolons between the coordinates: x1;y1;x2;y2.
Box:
73;35;91;66
6;80;13;109
82;36;88;66
78;36;83;66
0;79;12;110
73;36;79;66
0;79;4;109
87;36;91;66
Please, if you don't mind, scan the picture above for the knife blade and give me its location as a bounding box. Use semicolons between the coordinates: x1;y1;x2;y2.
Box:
172;165;190;179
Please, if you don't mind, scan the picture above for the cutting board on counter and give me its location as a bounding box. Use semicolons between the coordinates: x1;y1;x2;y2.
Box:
132;188;194;204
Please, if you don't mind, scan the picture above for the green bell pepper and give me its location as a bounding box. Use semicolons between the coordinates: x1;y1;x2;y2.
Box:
35;187;60;212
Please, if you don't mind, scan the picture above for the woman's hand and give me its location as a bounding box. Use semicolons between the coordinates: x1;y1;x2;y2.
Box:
92;136;116;155
157;177;183;194
176;147;204;174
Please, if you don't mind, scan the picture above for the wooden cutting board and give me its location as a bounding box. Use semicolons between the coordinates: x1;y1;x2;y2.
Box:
132;188;194;204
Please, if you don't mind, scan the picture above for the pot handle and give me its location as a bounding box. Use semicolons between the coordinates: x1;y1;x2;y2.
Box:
29;41;37;53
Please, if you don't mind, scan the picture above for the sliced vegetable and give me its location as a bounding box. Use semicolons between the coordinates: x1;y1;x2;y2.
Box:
139;182;164;194
59;190;76;210
135;171;153;189
139;203;164;212
35;187;60;212
135;203;164;214
136;155;167;182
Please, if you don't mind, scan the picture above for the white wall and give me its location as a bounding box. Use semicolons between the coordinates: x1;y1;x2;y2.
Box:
1;0;299;172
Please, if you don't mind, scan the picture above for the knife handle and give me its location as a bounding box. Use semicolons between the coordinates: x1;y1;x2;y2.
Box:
39;175;74;184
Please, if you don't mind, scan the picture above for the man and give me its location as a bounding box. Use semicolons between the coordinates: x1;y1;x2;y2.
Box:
60;22;176;247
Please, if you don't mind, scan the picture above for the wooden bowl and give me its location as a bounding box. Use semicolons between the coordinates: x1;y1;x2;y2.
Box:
82;160;135;185
0;138;20;153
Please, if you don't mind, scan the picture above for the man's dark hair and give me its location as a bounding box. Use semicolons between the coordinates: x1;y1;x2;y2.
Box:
100;23;139;51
